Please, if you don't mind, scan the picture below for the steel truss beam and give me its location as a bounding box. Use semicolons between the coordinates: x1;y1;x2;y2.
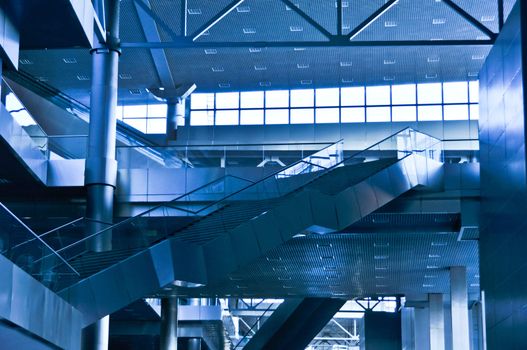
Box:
191;0;246;41
441;0;497;39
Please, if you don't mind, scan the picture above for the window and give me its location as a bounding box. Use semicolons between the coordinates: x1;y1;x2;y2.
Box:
469;81;479;103
366;86;390;105
123;105;147;118
191;110;214;125
316;108;340;123
341;87;365;106
316;88;340;107
191;93;214;109
240;109;264;125
392;84;416;105
215;110;239;125
367;107;390;122
444;104;469;120
146;118;166;133
266;109;289;124
266;90;289;108
418;83;442;104
291;108;314;124
241;91;264;108
418;105;442;121
291;89;314;107
215;92;239;109
392;106;417;122
443;82;468;103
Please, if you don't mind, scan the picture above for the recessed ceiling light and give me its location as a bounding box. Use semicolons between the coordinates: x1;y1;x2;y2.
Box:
290;26;304;32
324;266;338;271
384;21;397;27
272;266;287;271
476;35;488;40
204;49;217;55
236;5;250;12
384;76;395;81
218;82;231;88
426;265;439;269
282;285;294;289
427;56;440;63
340;61;352;67
424;274;438;278
375;276;386;279
243;27;256;34
471;54;485;60
432;18;446;25
129;88;142;95
374;255;389;260
468;72;479;77
119;73;132;80
341;78;353;83
300;80;312;85
376;284;388;288
374;242;389;247
317;243;332;248
76;74;90;81
278;276;291;280
481;15;495;22
63;57;77;64
428;254;441;258
211;66;224;72
431;242;447;246
321;255;335;260
297;63;309;69
375;266;388;270
19;58;33;65
266;257;282;262
249;47;262;53
293;47;306;51
236;285;248;289
384;59;396;65
254;65;267;71
187;8;202;15
426;73;438;79
423;283;435;287
259;81;271;87
475;274;480;278
470;283;480;287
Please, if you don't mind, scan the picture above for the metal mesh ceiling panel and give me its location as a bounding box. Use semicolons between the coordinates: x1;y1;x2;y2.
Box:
352;0;493;42
195;0;329;42
173;232;479;302
452;0;499;33
185;0;240;36
120;0;148;42
149;0;184;39
293;0;339;35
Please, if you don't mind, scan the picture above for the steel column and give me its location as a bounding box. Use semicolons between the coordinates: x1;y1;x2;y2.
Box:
82;316;110;350
187;338;201;350
160;297;179;350
166;98;184;141
429;294;445;350
83;1;121;349
450;266;470;350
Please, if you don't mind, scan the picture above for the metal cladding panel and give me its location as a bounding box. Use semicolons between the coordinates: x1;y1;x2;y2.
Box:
229;223;262;267
0;256;13;318
201;234;238;282
118;251;160;301
149;240;175;287
334;186;362;228
169;239;207;285
87;266;134;319
353;180;379;217
251;211;285;254
272;192;313;238
309;190;339;232
387;161;412;196
370;167;396;208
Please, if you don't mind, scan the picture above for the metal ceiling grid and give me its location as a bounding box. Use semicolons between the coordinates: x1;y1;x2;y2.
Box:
452;0;499;32
120;0;149;42
149;0;184;39
352;0;492;42
291;0;339;35
172;232;479;301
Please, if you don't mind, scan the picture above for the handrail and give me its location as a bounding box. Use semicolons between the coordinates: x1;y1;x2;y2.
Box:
53;140;344;254
115;141;336;149
0;203;80;276
233;302;276;349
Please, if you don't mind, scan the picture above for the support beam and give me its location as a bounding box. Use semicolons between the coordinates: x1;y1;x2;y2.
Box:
442;0;497;39
429;294;445;350
450;266;470;350
132;0;179;41
160;297;179;350
279;0;334;39
122;39;494;49
243;298;346;350
346;0;399;40
191;0;246;41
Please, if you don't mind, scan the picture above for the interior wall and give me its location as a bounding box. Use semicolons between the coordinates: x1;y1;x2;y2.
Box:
479;1;527;348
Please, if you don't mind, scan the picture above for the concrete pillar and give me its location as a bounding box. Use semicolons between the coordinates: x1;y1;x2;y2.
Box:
160;297;178;350
450;266;470;350
429;294;445;350
414;307;430;350
401;307;415;350
82;1;120;349
187;338;201;350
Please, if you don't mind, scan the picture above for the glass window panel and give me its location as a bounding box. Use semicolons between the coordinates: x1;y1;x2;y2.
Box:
392;84;416;105
123;105;147;118
341;87;365;106
470;104;479;120
316;108;339;123
291;89;314;107
443;82;468;103
291;108;314;124
469;81;479;103
5;93;24;111
123;118;147;133
215;110;239;125
265;109;289;124
444;104;469;120
366;86;390;105
418;105;443;121
190;110;214;125
191;93;214;109
341;107;365;122
417;83;442;104
11;110;35;126
148;104;167;118
265;90;289;108
392;106;417;122
215;92;239;109
366;107;390;122
146;118;166;134
115;105;123;120
316;88;340;107
240;91;264;108
240;109;264;125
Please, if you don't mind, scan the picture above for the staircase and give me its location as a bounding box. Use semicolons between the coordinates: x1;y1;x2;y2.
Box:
4;128;444;327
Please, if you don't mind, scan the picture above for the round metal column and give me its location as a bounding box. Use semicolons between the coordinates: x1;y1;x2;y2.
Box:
82;316;110;350
160;297;179;350
166;98;184;141
187;338;201;350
